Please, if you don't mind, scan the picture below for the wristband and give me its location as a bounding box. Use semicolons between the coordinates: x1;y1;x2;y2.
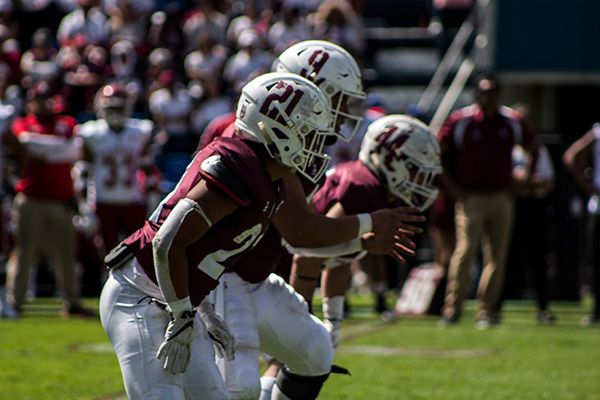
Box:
168;296;193;316
357;213;372;236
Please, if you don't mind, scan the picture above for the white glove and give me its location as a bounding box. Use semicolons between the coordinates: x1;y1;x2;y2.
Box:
156;308;196;374
199;299;236;361
324;318;341;349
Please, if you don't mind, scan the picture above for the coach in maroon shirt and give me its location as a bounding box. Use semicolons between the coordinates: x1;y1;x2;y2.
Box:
437;73;538;328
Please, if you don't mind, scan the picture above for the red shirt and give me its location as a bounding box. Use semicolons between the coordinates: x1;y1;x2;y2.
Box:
438;104;535;192
12;114;77;201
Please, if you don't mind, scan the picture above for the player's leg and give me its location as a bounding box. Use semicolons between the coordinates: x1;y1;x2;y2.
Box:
321;263;351;348
258;273;334;400
100;263;185;399
289;255;324;311
100;260;228;400
215;272;262;400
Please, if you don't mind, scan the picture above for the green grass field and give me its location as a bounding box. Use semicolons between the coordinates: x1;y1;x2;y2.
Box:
1;296;599;400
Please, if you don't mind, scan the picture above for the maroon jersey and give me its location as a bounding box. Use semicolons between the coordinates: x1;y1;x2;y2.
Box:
123;137;284;305
229;169;321;283
438;104;535;192
196;121;321;283
313;160;389;216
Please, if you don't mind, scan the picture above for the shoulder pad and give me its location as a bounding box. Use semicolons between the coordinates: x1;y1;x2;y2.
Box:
200;155;252;206
126;118;154;135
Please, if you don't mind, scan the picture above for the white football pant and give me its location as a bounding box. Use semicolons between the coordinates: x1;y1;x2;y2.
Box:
214;272;333;400
100;260;229;400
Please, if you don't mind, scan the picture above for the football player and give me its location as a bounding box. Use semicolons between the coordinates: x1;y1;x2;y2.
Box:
76;84;156;253
99;73;414;400
290;115;442;348
204;41;425;400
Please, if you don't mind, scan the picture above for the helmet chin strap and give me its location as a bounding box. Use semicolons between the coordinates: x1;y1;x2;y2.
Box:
258;121;281;158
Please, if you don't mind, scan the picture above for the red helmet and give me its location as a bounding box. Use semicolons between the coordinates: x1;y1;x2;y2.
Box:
94;84;131;128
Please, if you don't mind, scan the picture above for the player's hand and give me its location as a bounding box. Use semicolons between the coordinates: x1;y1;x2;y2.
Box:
198;300;236;361
361;229;417;264
370;207;424;238
156;309;196;374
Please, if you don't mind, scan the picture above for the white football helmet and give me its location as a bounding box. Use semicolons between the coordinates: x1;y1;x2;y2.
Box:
94;83;132;130
274;40;366;142
235;72;335;183
359;115;442;211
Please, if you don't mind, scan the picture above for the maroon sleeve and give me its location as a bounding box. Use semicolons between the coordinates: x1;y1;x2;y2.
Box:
204;137;275;204
335;178;384;215
313;162;388;216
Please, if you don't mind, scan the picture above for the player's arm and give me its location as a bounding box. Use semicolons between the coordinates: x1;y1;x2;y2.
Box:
152;179;238;313
563;129;596;197
273;174;424;248
153;175;240;374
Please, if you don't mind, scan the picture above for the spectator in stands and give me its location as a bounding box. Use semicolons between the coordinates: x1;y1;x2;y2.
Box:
563;123;600;326
108;40;144;111
20;28;60;85
311;0;365;59
62;44;109;117
148;69;193;183
57;0;108;47
190;76;231;135
184;30;228;83
147;4;185;56
105;0;150;48
5;82;94;318
226;0;264;48
223;29;272;91
0;24;22;84
145;47;173;95
268;2;311;55
182;0;228;50
437;73;538;329
501;104;556;323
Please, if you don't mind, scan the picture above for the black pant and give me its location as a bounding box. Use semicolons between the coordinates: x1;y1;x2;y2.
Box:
504;197;550;310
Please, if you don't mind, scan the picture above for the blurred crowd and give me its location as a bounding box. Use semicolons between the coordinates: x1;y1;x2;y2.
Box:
0;0;597;329
0;0;373;317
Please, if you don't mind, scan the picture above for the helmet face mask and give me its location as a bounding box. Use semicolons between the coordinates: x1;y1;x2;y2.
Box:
95;84;131;130
359;115;442;211
235;72;335;183
275;40;366;142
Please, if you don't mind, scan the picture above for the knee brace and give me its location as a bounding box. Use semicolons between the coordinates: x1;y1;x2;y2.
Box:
272;367;329;400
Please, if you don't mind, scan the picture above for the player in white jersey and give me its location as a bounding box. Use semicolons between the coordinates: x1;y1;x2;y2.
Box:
76;83;156;252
